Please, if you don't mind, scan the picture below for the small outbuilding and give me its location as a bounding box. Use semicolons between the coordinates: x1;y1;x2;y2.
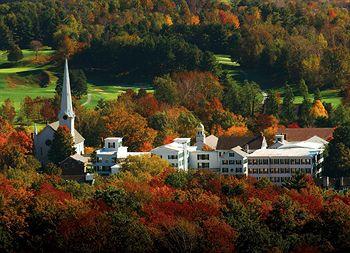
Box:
59;153;93;183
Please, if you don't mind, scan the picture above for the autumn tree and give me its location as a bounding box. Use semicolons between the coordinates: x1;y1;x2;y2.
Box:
48;126;76;164
104;103;156;151
30;40;43;60
0;99;16;123
310;100;328;119
120;154;169;177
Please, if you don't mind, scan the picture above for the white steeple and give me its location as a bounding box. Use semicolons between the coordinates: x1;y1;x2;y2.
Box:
196;123;206;150
58;59;75;137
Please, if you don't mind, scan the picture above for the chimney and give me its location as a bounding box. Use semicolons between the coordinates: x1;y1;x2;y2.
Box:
275;134;285;144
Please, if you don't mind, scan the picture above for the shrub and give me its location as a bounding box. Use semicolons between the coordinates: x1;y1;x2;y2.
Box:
7;45;23;62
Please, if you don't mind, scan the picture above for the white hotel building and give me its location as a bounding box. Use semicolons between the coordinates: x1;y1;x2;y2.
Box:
94;137;147;175
247;135;326;184
94;124;331;184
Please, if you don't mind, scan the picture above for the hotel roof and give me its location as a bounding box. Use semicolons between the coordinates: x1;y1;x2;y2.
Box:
277;127;334;141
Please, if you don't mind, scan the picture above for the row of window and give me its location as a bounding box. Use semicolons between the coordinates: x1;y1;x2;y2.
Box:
221;168;246;173
168;155;178;160
249;167;312;174
249;158;312;165
222;160;243;165
96;157;118;163
219;152;235;157
255;177;290;183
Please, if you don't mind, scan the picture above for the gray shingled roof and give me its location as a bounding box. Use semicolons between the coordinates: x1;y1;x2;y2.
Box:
216;135;264;150
48;121;85;144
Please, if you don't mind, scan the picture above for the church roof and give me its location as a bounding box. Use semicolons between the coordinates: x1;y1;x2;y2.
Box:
65;153;89;163
45;121;85;144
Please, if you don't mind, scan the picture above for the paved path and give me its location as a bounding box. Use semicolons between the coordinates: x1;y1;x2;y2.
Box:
82;93;92;106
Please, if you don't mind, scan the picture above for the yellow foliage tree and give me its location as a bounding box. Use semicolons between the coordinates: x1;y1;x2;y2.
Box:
310;100;328;118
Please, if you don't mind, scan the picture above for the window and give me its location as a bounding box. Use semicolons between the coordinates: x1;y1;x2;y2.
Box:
198;162;209;169
236;168;243;173
230;168;234;173
171;163;178;167
222;160;228;165
168;155;178;160
248;168;253;173
259;168;268;174
229;153;234;157
197;154;209;160
222;168;229;173
236;160;242;165
273;159;280;165
229;160;235;164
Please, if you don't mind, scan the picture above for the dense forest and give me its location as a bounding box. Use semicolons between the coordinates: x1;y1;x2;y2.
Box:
0;146;350;252
1;1;350;252
0;0;349;87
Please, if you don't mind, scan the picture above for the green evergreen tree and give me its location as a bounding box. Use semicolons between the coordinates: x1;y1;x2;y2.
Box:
314;88;322;101
48;126;76;164
154;75;179;105
0;20;13;50
324;126;350;178
265;90;279;116
281;84;296;123
299;79;309;100
299;98;312;127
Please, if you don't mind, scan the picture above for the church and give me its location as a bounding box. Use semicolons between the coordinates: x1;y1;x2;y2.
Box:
34;59;85;164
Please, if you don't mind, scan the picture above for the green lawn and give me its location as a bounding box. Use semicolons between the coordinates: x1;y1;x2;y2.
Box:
215;54;342;107
0;49;153;111
0;49;57;110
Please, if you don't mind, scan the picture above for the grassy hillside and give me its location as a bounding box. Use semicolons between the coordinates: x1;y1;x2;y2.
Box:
0;51;341;112
215;54;342;107
0;50;153;110
0;50;56;109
